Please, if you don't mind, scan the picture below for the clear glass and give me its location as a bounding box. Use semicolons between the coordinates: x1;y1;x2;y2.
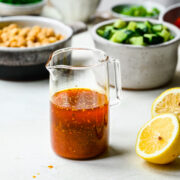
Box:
46;47;121;159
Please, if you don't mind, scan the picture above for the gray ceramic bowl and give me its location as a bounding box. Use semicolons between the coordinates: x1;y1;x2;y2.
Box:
50;0;101;23
92;18;180;90
0;16;73;80
0;0;47;16
111;1;165;20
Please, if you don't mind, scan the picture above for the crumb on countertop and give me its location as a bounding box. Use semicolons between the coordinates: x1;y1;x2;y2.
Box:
48;165;54;169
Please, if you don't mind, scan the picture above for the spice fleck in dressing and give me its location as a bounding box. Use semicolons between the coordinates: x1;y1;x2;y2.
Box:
51;88;109;159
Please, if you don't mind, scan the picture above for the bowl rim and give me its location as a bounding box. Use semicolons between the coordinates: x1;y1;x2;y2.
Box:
159;2;180;22
0;16;73;52
91;18;180;49
0;0;47;8
111;0;165;19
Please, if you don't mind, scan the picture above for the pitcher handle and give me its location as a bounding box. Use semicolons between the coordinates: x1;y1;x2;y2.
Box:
109;58;122;107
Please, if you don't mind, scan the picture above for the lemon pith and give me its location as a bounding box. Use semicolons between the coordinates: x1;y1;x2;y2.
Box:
151;88;180;119
136;113;180;164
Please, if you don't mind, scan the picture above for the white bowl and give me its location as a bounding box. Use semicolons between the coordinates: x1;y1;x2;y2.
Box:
92;18;180;90
50;0;101;23
0;0;47;16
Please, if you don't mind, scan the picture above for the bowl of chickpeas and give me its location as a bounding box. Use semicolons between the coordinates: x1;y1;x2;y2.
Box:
0;16;73;80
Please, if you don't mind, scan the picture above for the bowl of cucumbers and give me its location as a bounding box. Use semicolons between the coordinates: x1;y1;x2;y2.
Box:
92;18;180;90
111;1;165;19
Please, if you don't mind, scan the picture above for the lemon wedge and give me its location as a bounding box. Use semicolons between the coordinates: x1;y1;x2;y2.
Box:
151;88;180;119
136;113;180;164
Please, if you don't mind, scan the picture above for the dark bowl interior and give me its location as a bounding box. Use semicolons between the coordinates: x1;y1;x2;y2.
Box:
163;7;180;24
0;63;48;81
112;5;135;13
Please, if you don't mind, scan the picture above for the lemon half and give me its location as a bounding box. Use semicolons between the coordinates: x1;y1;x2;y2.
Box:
136;113;180;164
151;88;180;119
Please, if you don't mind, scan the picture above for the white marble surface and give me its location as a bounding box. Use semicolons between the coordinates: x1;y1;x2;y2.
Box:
0;30;180;180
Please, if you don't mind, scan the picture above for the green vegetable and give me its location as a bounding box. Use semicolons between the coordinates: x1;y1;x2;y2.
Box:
113;19;126;29
127;21;137;31
129;37;144;45
152;24;163;32
151;8;160;16
97;19;174;46
103;29;111;39
0;0;42;5
144;34;164;44
97;29;104;37
110;29;134;43
158;29;171;41
112;5;160;17
97;26;116;39
145;21;153;33
170;35;175;40
136;23;148;35
110;30;127;43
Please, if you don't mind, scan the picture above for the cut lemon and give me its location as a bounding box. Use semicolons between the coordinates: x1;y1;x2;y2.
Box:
136;113;180;164
151;88;180;119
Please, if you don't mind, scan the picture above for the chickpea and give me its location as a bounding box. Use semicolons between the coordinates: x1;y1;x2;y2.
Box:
27;31;36;42
3;41;10;47
37;32;46;42
41;28;54;37
0;23;64;48
17;37;26;47
48;37;57;43
46;28;55;37
41;39;49;45
1;33;9;42
27;40;34;47
56;34;63;40
0;43;5;47
3;27;9;33
8;24;18;29
32;26;41;33
10;28;19;36
10;40;18;47
19;27;30;37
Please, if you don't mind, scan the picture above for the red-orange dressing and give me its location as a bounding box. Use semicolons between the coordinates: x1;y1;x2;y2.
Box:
51;88;109;159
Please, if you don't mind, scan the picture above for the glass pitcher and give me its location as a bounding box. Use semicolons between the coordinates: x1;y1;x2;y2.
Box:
46;47;121;160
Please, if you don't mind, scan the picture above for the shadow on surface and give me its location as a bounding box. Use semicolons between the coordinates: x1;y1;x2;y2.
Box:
66;145;129;162
144;157;180;173
90;145;129;161
168;71;180;87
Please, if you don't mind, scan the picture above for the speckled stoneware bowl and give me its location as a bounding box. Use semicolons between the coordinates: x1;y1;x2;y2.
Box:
0;16;73;80
111;0;165;20
92;18;180;90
